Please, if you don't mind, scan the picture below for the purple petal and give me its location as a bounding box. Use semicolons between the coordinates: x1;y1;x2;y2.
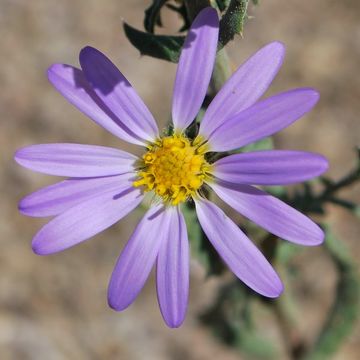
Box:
210;182;324;246
195;198;283;297
171;7;219;131
206;88;320;152
32;186;143;255
108;205;172;311
213;150;328;185
199;42;285;138
79;47;159;143
14;143;137;177
156;207;189;328
19;174;134;217
48;64;147;145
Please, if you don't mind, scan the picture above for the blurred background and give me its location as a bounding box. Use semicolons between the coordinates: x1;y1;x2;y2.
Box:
1;0;359;359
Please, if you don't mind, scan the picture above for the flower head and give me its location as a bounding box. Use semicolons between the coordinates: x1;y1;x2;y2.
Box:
15;8;328;328
133;134;211;205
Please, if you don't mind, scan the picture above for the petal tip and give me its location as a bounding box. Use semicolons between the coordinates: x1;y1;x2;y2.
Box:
79;45;96;56
268;40;286;54
320;156;330;174
255;41;285;68
32;229;55;255
288;87;320;111
47;64;57;77
310;88;320;100
304;88;320;104
31;240;48;256
309;153;330;178
107;282;133;312
272;281;285;298
192;7;219;32
47;63;71;83
301;226;326;247
46;63;79;91
13;148;22;163
79;46;101;65
32;231;64;256
161;309;186;328
165;318;184;329
14;148;28;166
159;301;187;329
18;199;29;215
107;294;129;312
198;6;219;21
314;229;326;246
18;197;40;218
259;278;284;299
107;297;119;311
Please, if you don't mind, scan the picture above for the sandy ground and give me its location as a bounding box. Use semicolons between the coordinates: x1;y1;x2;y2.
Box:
1;0;359;359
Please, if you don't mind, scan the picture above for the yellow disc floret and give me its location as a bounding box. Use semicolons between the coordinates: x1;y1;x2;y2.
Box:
133;134;211;205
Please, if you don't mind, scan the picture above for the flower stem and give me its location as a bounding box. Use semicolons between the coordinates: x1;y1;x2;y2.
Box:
302;227;360;360
318;165;360;203
209;48;233;94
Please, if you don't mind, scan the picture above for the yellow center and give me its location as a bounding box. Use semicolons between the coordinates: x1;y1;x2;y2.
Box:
133;134;211;205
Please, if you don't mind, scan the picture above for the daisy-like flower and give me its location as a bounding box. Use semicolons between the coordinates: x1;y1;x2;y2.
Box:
15;8;328;328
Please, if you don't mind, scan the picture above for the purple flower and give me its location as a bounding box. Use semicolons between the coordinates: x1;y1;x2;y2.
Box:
15;8;328;328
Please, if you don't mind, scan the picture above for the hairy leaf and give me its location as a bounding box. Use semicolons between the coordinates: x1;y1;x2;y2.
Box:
219;0;249;47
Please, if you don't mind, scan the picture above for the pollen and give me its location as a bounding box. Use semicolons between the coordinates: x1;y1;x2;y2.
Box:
133;134;211;205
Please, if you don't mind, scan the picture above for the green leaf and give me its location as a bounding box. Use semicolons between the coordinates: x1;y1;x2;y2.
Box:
123;22;185;63
125;0;252;62
166;3;191;32
144;0;168;33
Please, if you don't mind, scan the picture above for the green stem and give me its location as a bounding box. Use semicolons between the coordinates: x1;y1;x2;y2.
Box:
288;161;360;215
274;298;304;360
209;48;233;94
302;227;360;360
317;166;360;204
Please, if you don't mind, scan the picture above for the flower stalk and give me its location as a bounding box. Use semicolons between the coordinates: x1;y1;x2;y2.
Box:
209;48;233;95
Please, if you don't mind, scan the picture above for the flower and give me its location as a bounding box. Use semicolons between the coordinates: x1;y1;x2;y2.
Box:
15;7;328;328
